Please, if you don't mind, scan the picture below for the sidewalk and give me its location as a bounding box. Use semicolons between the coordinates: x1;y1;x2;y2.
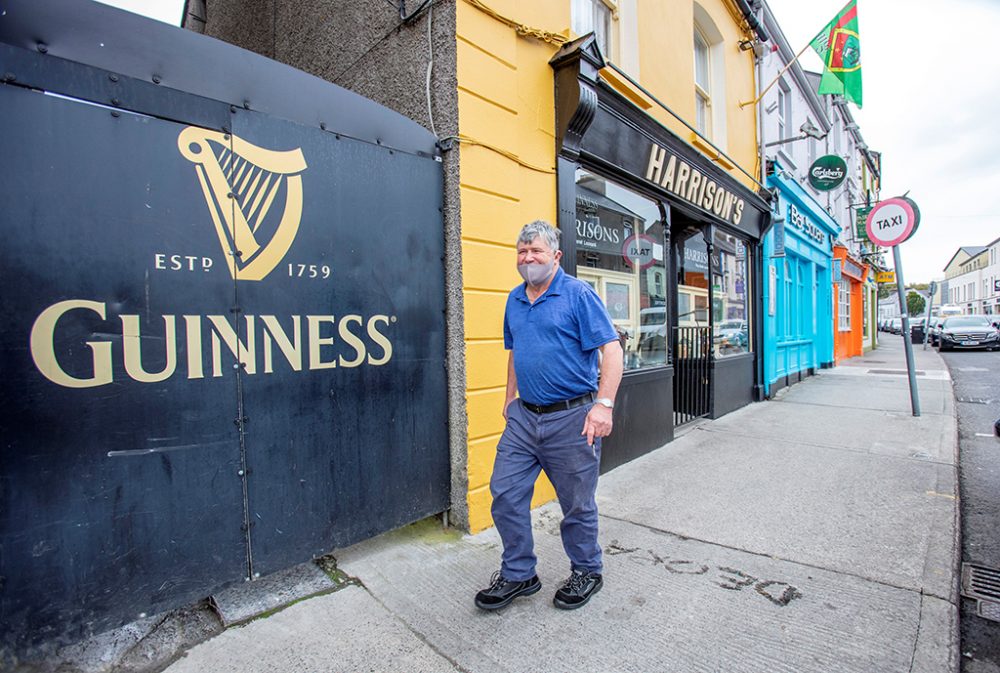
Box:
165;335;960;673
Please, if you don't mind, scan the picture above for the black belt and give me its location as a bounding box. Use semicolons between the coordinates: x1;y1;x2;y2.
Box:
521;393;595;415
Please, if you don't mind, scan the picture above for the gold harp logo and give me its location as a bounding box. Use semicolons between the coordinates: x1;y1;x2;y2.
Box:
178;127;307;281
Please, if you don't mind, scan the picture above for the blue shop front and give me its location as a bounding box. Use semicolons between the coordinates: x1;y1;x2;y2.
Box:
761;161;840;396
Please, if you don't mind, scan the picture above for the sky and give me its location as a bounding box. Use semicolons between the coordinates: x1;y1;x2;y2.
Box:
95;0;182;25
98;0;1000;283
765;0;1000;283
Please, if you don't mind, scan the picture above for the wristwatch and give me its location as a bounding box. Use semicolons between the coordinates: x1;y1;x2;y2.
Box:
595;397;614;409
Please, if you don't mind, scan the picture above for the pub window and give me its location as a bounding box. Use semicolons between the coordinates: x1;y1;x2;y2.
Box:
862;292;870;338
838;279;851;331
784;260;793;337
574;169;667;370
712;229;750;357
798;262;807;336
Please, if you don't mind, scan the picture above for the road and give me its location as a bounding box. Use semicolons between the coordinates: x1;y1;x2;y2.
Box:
938;345;1000;672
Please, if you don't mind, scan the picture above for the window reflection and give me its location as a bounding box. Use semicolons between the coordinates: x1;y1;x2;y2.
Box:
712;229;750;357
574;169;668;370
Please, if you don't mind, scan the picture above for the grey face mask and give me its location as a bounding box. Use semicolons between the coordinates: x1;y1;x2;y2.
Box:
518;259;555;286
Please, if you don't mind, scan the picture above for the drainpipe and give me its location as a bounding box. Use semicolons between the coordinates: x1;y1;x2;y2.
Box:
734;0;770;42
753;3;768;402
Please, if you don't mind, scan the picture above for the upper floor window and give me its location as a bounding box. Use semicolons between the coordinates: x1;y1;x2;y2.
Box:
694;27;712;137
806;121;817;166
572;0;613;59
692;4;727;147
777;83;790;140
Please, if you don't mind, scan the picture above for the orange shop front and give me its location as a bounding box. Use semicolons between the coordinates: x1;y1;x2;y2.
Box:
833;245;869;362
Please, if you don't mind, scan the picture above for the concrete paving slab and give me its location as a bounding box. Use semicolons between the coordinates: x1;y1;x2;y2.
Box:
597;427;957;598
336;509;943;673
703;400;957;464
851;338;949;371
776;376;951;415
910;595;960;673
164;586;459;673
209;560;339;627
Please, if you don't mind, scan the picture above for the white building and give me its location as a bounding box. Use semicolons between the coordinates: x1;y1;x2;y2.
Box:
878;295;900;322
982;237;1000;315
942;245;995;314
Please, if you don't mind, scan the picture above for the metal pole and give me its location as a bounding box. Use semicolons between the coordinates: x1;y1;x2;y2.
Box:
892;245;921;416
922;284;935;350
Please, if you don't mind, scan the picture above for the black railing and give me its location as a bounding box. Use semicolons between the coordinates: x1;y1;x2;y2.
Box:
673;326;712;426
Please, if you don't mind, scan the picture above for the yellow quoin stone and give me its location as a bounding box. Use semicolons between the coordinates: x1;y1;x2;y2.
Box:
457;0;758;532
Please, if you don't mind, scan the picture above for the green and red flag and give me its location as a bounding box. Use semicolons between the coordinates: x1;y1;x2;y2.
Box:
810;0;863;107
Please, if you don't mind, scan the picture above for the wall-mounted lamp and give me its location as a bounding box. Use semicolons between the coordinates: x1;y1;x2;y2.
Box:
738;38;765;57
764;120;828;148
800;119;828;140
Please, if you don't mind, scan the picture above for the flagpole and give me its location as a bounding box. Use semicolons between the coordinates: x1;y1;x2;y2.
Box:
739;40;813;108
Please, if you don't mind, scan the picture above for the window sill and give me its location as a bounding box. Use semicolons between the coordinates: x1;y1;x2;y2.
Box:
599;66;653;111
776;149;797;171
690;134;734;170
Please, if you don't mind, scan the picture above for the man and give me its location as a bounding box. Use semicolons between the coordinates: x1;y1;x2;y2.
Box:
475;220;623;612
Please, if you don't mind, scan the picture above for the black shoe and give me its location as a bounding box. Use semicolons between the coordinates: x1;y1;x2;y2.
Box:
553;569;603;610
474;571;541;611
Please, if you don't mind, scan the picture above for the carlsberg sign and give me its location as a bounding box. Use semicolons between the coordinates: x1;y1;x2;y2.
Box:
808;155;848;191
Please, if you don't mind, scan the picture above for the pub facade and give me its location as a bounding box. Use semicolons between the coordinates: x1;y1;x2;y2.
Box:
551;36;770;470
191;0;772;532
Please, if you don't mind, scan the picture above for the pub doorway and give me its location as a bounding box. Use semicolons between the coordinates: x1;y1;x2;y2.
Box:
673;224;712;425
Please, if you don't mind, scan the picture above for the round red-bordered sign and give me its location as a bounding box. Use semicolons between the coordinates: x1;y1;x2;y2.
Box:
865;197;917;247
622;233;657;269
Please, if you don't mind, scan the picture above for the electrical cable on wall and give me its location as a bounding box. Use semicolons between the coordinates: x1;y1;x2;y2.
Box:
462;0;568;46
425;1;436;136
438;135;554;174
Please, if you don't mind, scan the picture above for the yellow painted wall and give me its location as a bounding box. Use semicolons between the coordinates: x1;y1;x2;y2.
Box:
621;0;759;189
456;0;759;533
457;0;568;533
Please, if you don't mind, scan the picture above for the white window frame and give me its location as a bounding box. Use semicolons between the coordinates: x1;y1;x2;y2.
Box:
777;83;790;140
692;4;727;148
572;0;617;61
693;26;712;138
838;279;851;332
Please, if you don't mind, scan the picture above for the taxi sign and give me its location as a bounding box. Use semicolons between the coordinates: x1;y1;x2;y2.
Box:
865;197;918;247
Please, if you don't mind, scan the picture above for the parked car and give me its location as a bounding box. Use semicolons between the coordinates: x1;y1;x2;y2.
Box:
637;306;667;358
928;317;946;346
936;315;1000;351
888;317;902;334
714;319;748;350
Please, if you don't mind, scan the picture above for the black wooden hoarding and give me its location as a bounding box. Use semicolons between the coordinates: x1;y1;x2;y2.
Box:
0;0;448;651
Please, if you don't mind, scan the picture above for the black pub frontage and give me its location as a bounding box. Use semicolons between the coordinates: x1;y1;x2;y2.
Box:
551;37;771;471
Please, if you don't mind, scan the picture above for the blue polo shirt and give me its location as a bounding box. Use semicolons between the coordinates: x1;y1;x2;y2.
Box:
503;267;618;406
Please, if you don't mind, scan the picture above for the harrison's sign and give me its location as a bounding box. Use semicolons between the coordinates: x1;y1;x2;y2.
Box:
645;143;746;226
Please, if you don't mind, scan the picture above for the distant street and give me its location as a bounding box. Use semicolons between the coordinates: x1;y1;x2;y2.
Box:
938;346;1000;672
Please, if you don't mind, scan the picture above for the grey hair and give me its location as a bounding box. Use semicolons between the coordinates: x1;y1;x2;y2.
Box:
516;220;561;252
